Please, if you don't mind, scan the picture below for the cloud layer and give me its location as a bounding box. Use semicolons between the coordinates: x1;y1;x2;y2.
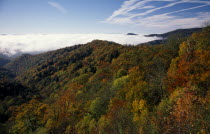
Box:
0;34;159;56
105;0;210;29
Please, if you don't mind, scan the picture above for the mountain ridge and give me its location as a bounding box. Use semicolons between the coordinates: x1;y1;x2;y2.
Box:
145;27;202;38
3;27;203;75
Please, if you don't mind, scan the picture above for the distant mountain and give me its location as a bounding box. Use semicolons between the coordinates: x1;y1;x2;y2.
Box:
145;28;202;38
140;28;202;46
127;33;138;35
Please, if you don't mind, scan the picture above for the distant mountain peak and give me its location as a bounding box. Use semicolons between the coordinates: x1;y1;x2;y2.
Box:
127;33;138;35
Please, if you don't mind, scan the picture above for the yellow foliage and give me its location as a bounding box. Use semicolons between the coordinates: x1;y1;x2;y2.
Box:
139;99;146;111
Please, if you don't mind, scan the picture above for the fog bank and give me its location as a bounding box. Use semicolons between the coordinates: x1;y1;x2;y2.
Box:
0;34;160;56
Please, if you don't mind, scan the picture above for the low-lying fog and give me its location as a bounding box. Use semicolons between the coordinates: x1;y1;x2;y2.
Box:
0;34;160;56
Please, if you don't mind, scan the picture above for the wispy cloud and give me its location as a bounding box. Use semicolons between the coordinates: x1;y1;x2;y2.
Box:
48;1;67;14
105;0;210;29
135;12;210;29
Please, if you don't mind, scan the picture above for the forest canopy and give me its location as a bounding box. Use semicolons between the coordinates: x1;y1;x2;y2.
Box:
0;27;209;134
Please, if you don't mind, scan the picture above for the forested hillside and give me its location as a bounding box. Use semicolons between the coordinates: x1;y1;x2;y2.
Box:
0;27;209;134
5;45;81;75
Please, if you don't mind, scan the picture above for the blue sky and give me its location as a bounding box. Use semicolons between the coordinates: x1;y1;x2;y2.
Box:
0;0;210;34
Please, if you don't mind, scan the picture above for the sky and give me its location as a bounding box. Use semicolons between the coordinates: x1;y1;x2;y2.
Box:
0;0;210;34
0;0;210;56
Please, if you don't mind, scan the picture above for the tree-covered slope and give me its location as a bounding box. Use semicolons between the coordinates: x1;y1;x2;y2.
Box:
0;28;209;134
4;45;81;75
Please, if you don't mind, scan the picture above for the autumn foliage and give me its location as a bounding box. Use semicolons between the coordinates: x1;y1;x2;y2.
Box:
0;28;209;133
